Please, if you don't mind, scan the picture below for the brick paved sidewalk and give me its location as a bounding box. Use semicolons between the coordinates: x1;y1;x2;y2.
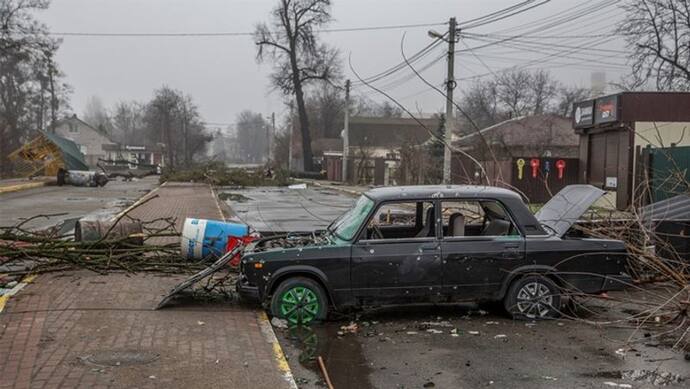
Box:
0;183;294;389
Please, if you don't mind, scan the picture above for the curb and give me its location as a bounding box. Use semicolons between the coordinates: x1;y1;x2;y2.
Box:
257;311;298;389
0;275;37;314
0;181;47;195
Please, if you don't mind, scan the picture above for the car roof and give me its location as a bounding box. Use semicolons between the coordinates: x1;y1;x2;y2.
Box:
363;185;523;202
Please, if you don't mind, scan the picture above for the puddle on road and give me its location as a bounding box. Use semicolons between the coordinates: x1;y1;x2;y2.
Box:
285;324;373;389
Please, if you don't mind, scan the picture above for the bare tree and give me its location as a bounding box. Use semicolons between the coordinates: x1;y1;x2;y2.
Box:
460;69;562;129
619;0;690;90
143;87;210;168
0;0;70;177
531;70;559;114
112;101;144;144
460;79;502;130
236;110;269;163
496;70;533;117
556;86;591;117
254;0;340;171
83;95;113;135
305;83;345;139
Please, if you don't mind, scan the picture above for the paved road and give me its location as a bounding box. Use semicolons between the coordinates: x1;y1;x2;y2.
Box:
0;177;158;230
229;187;689;389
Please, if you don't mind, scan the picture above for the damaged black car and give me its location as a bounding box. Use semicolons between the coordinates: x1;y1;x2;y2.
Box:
237;185;631;324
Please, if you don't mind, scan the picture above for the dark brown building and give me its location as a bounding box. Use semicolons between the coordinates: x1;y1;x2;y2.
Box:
574;92;690;209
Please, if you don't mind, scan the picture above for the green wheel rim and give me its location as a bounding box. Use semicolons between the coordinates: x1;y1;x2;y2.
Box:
279;286;320;325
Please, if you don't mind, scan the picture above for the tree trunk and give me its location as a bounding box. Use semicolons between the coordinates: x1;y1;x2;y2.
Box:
48;60;57;133
289;51;314;172
294;84;314;171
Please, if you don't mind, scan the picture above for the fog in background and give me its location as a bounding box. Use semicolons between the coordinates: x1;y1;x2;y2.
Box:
38;0;626;125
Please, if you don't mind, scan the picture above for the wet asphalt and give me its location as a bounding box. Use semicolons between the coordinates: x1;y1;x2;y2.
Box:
0;176;158;230
224;186;689;389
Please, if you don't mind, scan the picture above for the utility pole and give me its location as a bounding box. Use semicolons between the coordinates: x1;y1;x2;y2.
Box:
268;112;275;162
288;102;294;172
341;79;351;183
443;17;457;184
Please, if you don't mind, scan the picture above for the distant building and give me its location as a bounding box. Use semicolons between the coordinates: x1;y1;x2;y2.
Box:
590;71;607;97
102;143;165;168
453;114;579;160
53;114;116;168
320;116;439;184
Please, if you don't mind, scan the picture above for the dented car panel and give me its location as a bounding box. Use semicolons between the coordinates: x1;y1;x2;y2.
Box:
237;185;631;311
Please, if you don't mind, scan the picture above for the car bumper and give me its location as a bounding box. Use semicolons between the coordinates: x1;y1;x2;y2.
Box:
236;278;261;302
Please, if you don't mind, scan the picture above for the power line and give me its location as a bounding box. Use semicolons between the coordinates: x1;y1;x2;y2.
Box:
457;0;546;29
350;39;445;86
460;0;553;30
42;22;447;37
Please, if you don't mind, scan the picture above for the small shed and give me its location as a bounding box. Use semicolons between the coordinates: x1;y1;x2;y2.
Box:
9;130;89;177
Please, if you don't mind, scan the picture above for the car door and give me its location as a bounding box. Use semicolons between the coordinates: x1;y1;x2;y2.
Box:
439;199;526;300
350;200;443;303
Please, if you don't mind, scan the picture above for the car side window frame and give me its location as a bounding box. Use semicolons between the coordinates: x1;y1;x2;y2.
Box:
439;198;524;242
356;199;438;244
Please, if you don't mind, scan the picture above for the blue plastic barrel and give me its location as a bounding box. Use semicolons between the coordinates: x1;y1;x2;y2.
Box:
181;218;249;259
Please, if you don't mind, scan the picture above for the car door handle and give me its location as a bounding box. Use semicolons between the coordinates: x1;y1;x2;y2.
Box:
503;243;521;249
419;243;438;251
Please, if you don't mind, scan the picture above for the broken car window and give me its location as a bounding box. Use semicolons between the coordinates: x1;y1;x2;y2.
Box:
329;195;375;241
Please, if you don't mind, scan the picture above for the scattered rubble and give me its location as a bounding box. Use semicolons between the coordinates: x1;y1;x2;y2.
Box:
271;317;288;329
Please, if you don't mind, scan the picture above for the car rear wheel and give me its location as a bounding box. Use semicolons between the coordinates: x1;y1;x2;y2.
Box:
271;277;328;325
504;275;561;320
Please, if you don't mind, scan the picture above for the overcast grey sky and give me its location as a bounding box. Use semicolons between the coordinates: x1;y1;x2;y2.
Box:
38;0;627;128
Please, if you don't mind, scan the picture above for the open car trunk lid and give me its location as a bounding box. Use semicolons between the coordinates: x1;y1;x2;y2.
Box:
534;185;606;237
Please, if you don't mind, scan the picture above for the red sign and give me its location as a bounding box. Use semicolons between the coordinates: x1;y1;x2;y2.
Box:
530;159;540;178
555;160;566;179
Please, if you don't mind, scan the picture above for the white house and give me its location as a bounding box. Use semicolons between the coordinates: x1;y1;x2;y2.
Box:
53;115;117;168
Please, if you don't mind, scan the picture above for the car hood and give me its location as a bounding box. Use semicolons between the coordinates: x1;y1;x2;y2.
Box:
534;185;606;237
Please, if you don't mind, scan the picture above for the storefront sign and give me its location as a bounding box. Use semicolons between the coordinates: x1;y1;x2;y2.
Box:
594;94;619;124
573;100;594;128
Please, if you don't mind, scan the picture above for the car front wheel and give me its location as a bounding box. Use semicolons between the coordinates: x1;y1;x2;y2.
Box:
270;277;328;325
504;275;561;320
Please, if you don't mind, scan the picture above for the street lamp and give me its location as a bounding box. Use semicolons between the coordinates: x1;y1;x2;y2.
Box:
427;29;444;40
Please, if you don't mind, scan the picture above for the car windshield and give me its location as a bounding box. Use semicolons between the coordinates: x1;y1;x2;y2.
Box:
329;195;374;241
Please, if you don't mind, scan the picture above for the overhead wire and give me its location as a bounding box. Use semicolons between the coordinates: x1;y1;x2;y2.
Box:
459;0;553;30
43;22;448;37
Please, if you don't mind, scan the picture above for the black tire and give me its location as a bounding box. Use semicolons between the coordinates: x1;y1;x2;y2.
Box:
270;277;328;325
504;275;561;320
